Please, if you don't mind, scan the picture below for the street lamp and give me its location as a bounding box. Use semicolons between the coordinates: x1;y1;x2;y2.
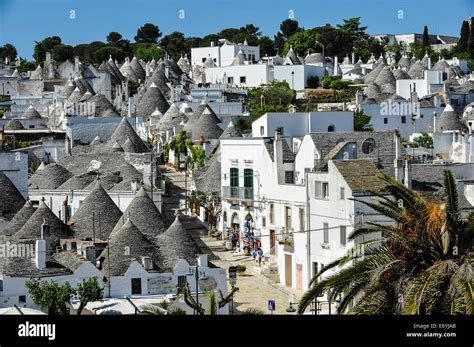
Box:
286;293;298;313
315;41;325;56
156;46;169;60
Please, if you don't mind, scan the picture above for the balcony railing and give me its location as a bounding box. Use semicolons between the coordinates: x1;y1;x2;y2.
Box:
222;186;254;201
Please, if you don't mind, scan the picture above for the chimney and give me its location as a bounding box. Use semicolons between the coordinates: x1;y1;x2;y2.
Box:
164;66;170;78
141;256;153;270
210;41;215;47
362;67;366;75
333;56;338;75
197;254;208;267
274;128;284;183
143;160;152;187
403;159;412;188
74;56;80;73
65;136;71;155
351;52;355;65
427;57;432;70
35;240;46;270
41;218;50;255
46;51;52;63
434;95;441;108
131;181;138;192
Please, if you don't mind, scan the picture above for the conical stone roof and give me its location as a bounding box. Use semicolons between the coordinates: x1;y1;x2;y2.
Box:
4;119;24;130
408;61;426;79
191;108;223;140
29;163;73;189
0;172;25;221
68;181;122;240
14;201;72;245
436;104;468;132
99;219;163;276
136;82;170;119
157;103;186;132
108;117;149;153
156;215;201;268
60;81;76;98
374;67;396;94
112;187;166;239
20;105;42;119
220;121;242;139
1;201;35;237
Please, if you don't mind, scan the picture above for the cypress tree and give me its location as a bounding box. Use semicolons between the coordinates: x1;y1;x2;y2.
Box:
469;17;474;59
422;25;430;47
457;20;469;52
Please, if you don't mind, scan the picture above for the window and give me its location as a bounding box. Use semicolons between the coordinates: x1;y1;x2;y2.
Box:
285;207;292;232
131;278;142;295
384;118;388;124
269;204;274;224
285;171;295;184
299;208;305;231
213;58;217;62
19;295;26;303
322;182;329;199
328;125;336;132
401;116;406;124
240;76;246;83
340;187;345;200
230;168;239;187
260;126;264;136
244;169;253;188
262;216;266;228
323;223;329;244
227;77;234;84
244;168;253;199
340;226;347;246
0;279;3;291
202;58;206;63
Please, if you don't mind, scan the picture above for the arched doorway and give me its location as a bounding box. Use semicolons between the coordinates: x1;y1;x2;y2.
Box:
231;213;240;232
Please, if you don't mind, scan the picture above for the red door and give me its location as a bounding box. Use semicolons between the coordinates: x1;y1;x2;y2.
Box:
296;264;303;290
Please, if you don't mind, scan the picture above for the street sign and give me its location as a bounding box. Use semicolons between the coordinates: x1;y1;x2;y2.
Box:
268;299;275;313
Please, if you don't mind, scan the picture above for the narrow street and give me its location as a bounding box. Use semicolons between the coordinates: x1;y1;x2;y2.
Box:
198;235;306;314
160;165;307;314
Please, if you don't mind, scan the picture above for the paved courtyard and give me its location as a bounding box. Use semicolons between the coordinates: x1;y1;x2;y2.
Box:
199;235;306;315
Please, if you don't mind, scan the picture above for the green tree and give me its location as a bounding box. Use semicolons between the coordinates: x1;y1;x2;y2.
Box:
141;301;187;315
25;278;75;315
94;46;127;63
169;130;190;166
284;30;319;56
469;18;474;59
457;21;470;53
107;32;123;46
195;191;222;230
321;75;342;89
134;43;166;61
135;23;162;43
307;75;319;88
280;19;301;39
298;171;474;315
354;109;373;131
160;32;186;60
33;36;62;63
0;43;18;62
422;25;430;47
336;17;369;41
258;36;276;57
17;58;36;73
53;44;74;62
75;277;104;315
413;133;433;148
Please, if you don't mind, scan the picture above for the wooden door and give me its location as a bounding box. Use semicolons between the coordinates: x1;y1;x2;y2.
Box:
296;264;303;290
285;255;292;287
270;230;275;255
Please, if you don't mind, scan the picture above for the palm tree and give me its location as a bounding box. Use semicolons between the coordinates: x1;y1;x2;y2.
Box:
298;170;473;315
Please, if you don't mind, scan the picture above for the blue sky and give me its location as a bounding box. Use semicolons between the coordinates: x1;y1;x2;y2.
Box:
1;0;473;59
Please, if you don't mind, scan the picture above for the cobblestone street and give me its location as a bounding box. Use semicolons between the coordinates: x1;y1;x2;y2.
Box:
199;235;305;315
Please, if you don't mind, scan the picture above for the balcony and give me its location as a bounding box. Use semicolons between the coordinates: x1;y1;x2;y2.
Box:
222;186;254;202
